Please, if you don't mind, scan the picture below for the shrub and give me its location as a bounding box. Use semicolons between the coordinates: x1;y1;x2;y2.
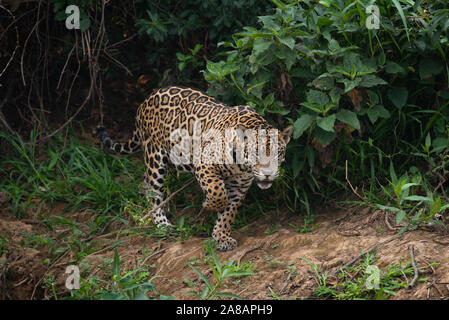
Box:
203;0;449;202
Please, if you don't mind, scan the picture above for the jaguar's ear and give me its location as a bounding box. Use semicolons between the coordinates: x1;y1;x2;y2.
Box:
280;125;293;144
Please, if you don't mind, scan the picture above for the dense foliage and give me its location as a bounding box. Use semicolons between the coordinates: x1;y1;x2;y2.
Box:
203;0;449;207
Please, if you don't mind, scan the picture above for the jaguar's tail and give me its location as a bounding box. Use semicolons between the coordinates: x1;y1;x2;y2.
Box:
96;125;141;154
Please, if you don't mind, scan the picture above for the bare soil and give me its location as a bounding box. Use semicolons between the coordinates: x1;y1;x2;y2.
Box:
1;202;449;300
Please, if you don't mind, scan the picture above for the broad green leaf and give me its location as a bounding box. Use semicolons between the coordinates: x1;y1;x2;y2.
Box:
311;76;335;91
340;78;362;93
387;87;408;110
367;108;379;124
279;37;295;49
317;114;336;132
386;61;405;74
359;75;388;87
314;127;336;146
307;90;330;106
293;114;315;139
328;39;340;53
336;109;360;130
432;137;449;152
253;38;272;55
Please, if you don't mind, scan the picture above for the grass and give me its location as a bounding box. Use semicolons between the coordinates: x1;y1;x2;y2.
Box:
67;249;173;300
186;241;255;300
303;251;439;300
0;129;144;219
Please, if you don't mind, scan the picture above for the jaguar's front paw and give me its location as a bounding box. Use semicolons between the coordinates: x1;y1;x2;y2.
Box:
215;236;237;251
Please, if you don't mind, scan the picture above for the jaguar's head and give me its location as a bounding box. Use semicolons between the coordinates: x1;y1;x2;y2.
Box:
252;125;293;190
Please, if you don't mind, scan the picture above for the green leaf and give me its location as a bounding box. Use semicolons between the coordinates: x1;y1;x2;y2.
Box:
200;287;210;300
387;87;408;110
134;293;150;300
293;114;315;139
425;133;431;149
389;161;398;185
419;58;444;79
432;137;449;152
359;75;388;87
311;76;335;91
209;248;222;276
253;38;272;55
317;114;336;132
336;109;360;131
340;77;362;93
54;11;68;21
403;195;429;202
328;39;340;53
314;127;336;146
178;62;186;71
80;18;91;32
375;204;403;213
279;37;295;49
307;90;329;106
113;249;120;277
430;195;442;217
395;210;407;225
385;61;405;74
221;270;254;279
319;0;332;8
401;183;420;191
189;265;212;290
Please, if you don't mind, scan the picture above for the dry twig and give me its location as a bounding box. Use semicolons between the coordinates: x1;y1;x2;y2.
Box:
408;244;419;288
345;160;365;202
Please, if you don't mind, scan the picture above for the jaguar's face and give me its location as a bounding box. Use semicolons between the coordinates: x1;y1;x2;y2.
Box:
253;125;293;190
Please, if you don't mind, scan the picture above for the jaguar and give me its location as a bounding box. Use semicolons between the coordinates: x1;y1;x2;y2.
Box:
96;86;293;251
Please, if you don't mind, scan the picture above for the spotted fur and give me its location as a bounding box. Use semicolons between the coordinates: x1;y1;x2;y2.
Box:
97;86;293;251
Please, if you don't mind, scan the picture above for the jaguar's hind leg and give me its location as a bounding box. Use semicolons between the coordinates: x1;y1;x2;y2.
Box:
142;143;172;227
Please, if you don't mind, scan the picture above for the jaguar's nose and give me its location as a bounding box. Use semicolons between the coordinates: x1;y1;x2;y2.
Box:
260;168;275;177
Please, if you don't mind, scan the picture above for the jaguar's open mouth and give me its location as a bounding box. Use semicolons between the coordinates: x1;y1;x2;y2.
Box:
255;179;273;190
